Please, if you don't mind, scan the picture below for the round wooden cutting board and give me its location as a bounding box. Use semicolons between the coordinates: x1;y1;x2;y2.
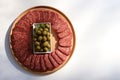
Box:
9;6;76;74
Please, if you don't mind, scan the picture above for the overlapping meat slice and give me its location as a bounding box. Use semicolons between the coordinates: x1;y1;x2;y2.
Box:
44;54;54;70
51;51;63;65
38;11;44;22
59;34;73;47
58;46;71;56
31;10;40;22
30;55;37;70
48;54;59;68
43;10;49;22
55;50;67;61
40;55;47;72
56;24;67;33
57;26;72;38
34;55;41;71
23;54;33;69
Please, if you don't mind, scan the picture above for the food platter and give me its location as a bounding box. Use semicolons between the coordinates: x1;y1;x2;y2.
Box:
9;6;76;74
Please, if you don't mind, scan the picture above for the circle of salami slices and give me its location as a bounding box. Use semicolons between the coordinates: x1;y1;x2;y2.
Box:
9;6;75;74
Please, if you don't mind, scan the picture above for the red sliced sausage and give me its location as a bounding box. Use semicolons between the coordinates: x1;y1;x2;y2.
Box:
43;10;49;22
55;50;67;61
58;46;71;56
31;10;40;22
51;51;63;65
39;11;44;22
40;55;47;71
59;34;72;47
34;55;41;71
30;55;37;70
23;54;33;69
56;22;68;33
48;54;59;68
58;27;72;38
18;51;29;63
44;54;54;70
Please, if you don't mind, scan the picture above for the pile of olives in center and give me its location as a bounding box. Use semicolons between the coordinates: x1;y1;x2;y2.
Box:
33;23;51;52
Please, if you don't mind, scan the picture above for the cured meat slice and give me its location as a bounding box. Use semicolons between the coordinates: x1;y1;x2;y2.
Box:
31;10;40;22
34;55;41;71
51;18;64;31
23;54;33;69
58;27;71;38
39;11;44;22
57;23;68;33
51;51;63;65
18;51;29;63
59;34;73;47
16;19;30;27
30;55;37;70
13;47;28;59
40;55;47;71
58;46;71;56
55;50;67;61
11;31;28;43
48;54;59;68
44;54;54;70
43;10;49;22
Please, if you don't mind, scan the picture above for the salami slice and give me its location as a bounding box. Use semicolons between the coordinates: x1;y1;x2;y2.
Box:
56;24;67;33
44;54;54;70
51;51;63;65
34;55;41;71
57;27;71;38
18;52;29;63
55;50;67;61
23;54;33;69
40;55;47;71
59;34;73;47
31;10;40;22
30;55;37;70
43;10;49;22
39;11;44;22
58;46;71;56
48;54;59;68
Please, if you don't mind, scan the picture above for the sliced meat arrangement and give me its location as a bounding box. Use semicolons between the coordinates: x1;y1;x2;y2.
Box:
10;7;74;73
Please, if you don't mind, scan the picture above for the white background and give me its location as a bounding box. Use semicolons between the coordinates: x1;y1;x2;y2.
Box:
0;0;120;80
